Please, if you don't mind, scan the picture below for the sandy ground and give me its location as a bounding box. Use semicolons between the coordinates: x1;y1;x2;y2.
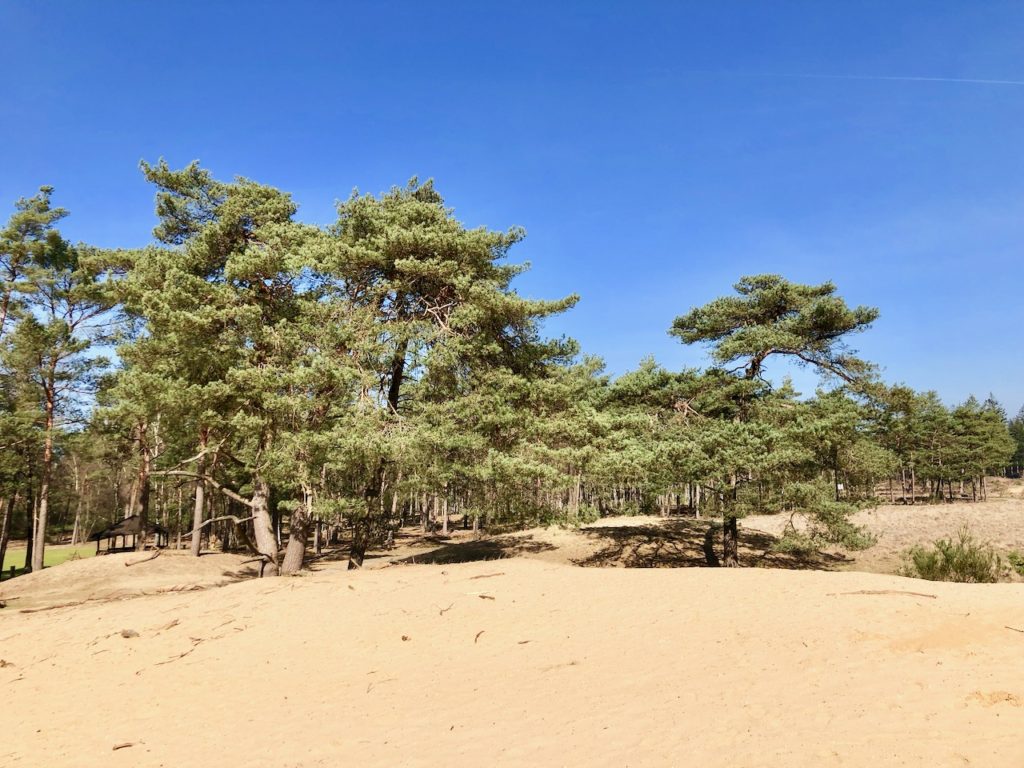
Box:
745;495;1024;577
2;558;1023;767
2;494;1024;766
0;551;257;610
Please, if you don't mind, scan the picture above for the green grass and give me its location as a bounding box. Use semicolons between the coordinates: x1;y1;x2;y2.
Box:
2;543;96;578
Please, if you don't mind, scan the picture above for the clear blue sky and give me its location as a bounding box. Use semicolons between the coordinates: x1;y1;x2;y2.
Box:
2;1;1022;413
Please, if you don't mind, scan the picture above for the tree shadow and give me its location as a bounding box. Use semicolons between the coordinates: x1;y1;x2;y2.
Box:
575;519;846;570
390;534;556;565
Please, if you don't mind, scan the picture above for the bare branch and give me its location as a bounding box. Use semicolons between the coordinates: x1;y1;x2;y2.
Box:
150;470;254;508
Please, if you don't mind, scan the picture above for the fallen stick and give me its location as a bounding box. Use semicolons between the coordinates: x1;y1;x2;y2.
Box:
125;550;161;567
154;639;204;666
829;590;937;599
1006;626;1024;634
20;601;86;613
112;742;135;751
469;572;505;580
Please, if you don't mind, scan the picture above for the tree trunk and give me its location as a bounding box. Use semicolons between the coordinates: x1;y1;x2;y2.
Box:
0;496;14;577
69;455;84;545
702;523;720;566
722;516;739;567
281;486;312;575
31;390;56;573
190;440;207;557
175;486;183;550
348;508;372;570
250;477;279;576
134;422;151;551
23;483;34;572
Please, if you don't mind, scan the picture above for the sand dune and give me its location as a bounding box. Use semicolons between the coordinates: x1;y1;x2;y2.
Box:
3;554;1024;767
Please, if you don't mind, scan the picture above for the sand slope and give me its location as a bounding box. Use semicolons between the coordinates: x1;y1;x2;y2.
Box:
0;550;258;610
3;557;1023;767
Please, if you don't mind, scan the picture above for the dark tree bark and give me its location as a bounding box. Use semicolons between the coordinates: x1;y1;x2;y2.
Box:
348;338;407;570
282;486;313;575
23;485;35;573
347;512;372;570
0;495;15;578
250;476;279;576
722;516;739;567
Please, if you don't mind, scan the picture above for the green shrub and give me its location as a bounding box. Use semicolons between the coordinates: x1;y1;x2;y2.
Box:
902;527;1001;583
808;501;876;551
576;505;601;525
1007;551;1024;577
772;530;817;555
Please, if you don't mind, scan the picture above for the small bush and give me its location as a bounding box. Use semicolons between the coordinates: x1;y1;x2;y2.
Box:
772;531;817;555
902;527;1001;583
808;501;876;551
1007;551;1024;577
576;505;601;525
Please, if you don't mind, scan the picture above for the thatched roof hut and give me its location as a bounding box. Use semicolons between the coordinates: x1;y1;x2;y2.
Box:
90;515;169;554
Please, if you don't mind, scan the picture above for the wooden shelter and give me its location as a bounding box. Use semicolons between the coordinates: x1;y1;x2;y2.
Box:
90;515;169;554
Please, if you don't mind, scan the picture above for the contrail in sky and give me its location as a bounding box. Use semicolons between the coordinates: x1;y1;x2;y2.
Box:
760;72;1024;87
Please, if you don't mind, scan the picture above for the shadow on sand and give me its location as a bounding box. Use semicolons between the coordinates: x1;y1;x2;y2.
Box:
390;534;557;565
574;519;848;570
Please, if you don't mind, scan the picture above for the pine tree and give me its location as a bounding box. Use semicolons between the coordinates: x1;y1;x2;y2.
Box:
670;274;878;565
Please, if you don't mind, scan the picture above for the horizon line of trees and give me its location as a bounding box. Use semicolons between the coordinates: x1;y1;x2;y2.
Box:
0;165;1019;575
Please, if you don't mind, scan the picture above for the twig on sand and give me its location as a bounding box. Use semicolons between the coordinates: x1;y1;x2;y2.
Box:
829;590;937;599
1006;626;1024;634
112;742;135;751
125;550;161;567
438;602;454;616
474;630;485;643
469;572;505;580
155;638;204;666
366;677;397;693
20;601;86;613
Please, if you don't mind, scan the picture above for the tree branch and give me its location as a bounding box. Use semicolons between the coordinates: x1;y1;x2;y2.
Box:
150;470;254;508
180;514;256;537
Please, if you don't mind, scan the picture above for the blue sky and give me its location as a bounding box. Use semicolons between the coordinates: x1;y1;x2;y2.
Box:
2;1;1022;413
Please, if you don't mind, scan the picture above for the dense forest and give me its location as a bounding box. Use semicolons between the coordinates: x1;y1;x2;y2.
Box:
0;164;1019;575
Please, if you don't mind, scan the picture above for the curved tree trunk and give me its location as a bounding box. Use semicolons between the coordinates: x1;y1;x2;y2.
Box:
250;477;279;576
281;485;313;575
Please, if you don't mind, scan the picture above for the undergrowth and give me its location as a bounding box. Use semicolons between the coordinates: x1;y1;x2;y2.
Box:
901;526;1001;583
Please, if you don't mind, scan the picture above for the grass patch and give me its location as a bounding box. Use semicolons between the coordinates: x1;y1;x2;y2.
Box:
2;543;96;579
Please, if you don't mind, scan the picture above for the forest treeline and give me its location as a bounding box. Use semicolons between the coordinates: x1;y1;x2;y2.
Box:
0;164;1020;574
